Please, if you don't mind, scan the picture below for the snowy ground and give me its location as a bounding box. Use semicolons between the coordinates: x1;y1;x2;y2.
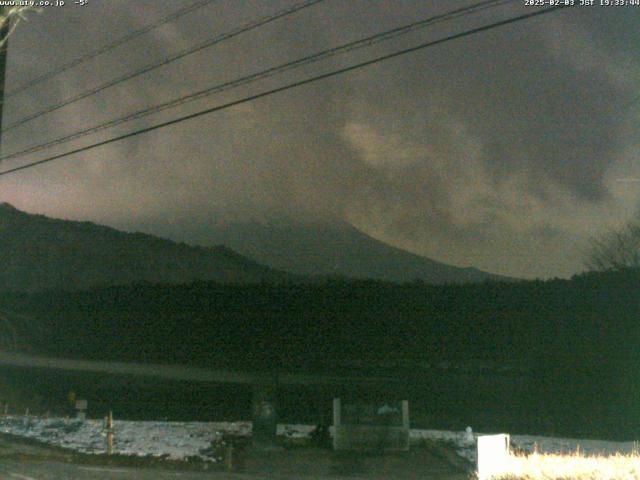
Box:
0;416;311;461
0;416;636;466
410;428;639;465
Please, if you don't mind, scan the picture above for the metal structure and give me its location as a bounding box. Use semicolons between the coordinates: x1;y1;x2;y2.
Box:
333;398;410;451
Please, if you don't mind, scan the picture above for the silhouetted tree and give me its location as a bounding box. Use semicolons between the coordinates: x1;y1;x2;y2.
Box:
586;216;640;272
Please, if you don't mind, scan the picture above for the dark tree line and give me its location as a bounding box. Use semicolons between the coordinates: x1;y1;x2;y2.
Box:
1;270;638;371
1;269;639;438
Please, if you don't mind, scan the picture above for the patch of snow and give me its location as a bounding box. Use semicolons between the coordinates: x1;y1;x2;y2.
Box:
0;416;635;466
0;417;251;461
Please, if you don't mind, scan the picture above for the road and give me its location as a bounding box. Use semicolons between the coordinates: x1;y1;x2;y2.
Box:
0;350;400;387
0;451;469;479
0;459;468;479
0;461;248;479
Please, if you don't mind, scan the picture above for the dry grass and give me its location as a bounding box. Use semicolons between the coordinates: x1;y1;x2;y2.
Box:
496;450;640;480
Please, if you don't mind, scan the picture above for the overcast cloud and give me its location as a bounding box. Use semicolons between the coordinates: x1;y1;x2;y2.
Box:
1;0;638;279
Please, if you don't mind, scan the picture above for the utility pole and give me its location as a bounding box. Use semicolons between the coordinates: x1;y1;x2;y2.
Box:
0;6;9;151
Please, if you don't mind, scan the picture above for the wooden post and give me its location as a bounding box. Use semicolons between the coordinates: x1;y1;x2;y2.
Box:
106;410;114;455
225;441;234;471
332;398;341;450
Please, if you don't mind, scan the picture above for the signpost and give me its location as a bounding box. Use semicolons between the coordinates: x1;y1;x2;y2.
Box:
75;399;88;421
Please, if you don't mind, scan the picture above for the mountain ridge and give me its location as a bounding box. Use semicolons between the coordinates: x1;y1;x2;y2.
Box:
0;203;509;291
156;217;511;284
0;203;291;292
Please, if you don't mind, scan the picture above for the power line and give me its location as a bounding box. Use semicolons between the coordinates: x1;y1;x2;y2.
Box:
4;0;218;99
0;5;569;179
0;0;512;164
1;0;326;133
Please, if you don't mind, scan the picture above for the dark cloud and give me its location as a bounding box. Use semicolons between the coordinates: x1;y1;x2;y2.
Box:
1;0;639;279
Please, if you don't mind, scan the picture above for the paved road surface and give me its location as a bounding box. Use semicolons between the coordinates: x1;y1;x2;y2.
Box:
0;461;236;479
0;453;469;479
0;350;399;387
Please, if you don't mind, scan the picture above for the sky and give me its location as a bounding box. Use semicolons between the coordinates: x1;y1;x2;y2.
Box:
0;0;638;279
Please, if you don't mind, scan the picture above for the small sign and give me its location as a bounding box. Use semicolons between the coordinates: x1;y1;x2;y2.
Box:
477;434;510;480
75;399;88;410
